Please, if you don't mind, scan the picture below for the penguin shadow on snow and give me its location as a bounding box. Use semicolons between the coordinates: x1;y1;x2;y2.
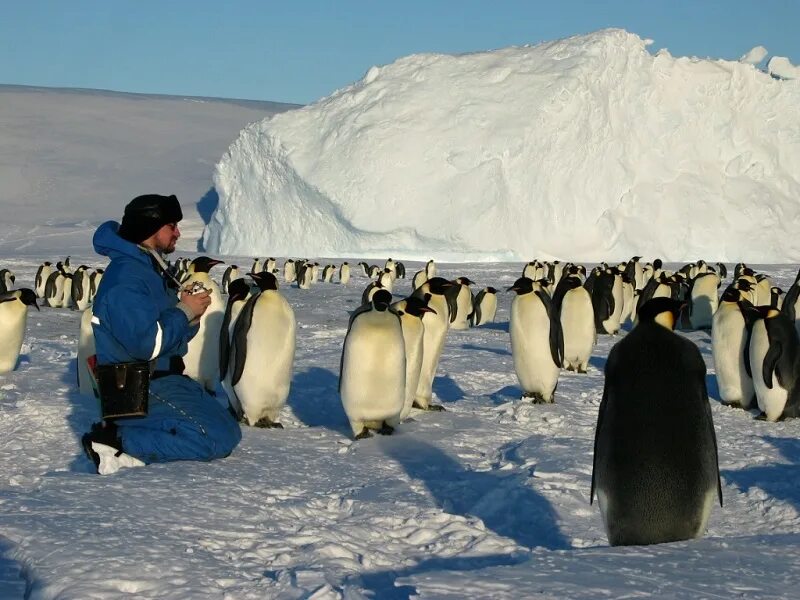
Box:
459;343;511;357
489;385;521;405
705;373;721;403
0;535;26;598
432;375;465;403
722;436;800;512
60;357;101;473
588;355;607;372
473;320;509;332
378;437;570;550
287;366;350;435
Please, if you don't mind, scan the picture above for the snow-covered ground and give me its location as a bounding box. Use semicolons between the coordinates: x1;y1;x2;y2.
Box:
1;252;799;599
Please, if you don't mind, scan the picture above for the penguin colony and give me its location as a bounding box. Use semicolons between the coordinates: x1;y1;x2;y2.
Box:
6;251;800;548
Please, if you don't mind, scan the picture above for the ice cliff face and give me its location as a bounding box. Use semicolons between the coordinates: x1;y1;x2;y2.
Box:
204;29;800;262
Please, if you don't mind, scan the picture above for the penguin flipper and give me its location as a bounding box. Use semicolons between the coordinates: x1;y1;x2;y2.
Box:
444;285;459;323
781;283;800;322
590;382;610;505
762;340;782;390
230;294;258;387
743;330;754;379
218;301;235;379
701;373;724;507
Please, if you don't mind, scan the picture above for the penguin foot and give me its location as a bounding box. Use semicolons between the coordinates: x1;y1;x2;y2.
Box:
354;429;373;440
755;412;768;421
253;417;283;429
578;367;588;374
377;423;394;435
412;400;428;410
565;365;575;372
427;404;446;412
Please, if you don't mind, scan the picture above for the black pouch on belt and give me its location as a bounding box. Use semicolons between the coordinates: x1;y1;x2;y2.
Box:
96;361;151;419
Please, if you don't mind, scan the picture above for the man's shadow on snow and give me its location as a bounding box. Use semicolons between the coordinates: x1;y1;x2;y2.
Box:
288;367;351;435
378;437;570;551
723;436;800;513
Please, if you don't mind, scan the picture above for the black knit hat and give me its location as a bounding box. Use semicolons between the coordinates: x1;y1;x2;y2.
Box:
118;194;183;243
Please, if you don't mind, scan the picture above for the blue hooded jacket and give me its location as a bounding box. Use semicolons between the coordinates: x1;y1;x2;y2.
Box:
89;221;240;463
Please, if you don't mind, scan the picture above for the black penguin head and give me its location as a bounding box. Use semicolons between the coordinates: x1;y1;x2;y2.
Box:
736;279;753;292
227;278;251;302
632;256;642;262
18;288;39;310
402;294;437;318
653;258;663;270
456;277;475;286
190;256;224;273
425;277;454;295
507;277;534;295
561;276;582;290
343;262;349;265
95;268;104;274
372;289;393;311
637;297;683;331
485;287;498;294
231;264;239;270
252;271;278;291
721;287;742;303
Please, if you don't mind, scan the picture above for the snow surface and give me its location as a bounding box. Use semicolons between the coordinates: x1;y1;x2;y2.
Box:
205;29;800;263
1;252;800;599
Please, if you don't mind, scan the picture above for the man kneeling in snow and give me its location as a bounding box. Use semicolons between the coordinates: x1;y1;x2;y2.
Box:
81;194;241;474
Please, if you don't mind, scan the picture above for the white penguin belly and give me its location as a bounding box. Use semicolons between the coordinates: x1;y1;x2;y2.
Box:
561;290;594;369
475;294;497;325
234;299;296;425
451;287;472;330
182;275;224;391
511;295;558;399
414;297;449;407
341;313;405;427
750;322;788;421
397;317;424;422
0;304;27;373
711;308;753;407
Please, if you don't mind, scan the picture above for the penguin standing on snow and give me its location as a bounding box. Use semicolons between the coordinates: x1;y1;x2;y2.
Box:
449;276;475;330
71;265;92;311
591;297;722;546
743;305;800;422
34;262;53;298
591;268;621;334
712;288;755;409
339;289;406;439
688;271;721;330
0;288;39;374
181;256;225;392
392;294;436;422
469;287;498;327
88;268;104;304
219;278;254;413
44;264;67;308
553;274;594;373
227;272;295;428
411;277;456;411
284;259;297;283
221;265;240;294
509;277;563;403
339;262;351;285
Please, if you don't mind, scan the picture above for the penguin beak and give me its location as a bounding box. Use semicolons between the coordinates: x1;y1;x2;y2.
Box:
210;259;225;267
421;306;437;314
506;285;517;292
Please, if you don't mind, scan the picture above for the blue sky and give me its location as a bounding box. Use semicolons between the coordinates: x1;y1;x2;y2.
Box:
1;1;797;105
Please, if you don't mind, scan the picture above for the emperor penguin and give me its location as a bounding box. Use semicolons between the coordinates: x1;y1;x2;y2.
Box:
250;258;262;274
89;268;104;304
265;258;277;273
339;289;405;438
34;262;53;298
688;272;721;330
469;287;498;327
296;263;314;289
361;280;386;305
716;263;728;280
228;272;295;427
44;266;67;308
509;277;563;402
553;275;594;373
754;274;774;307
221;265;240;294
339;262;351;285
449;277;476;330
219;278;253;411
619;274;636;326
60;271;74;309
368;265;381;279
392;294;436;421
358;262;370;277
377;269;394;292
384;258;397;280
412;270;428;290
712;288;755;409
77;307;97;397
284;259;297;283
591;297;722;546
323;264;336;283
395;262;406;279
70;265;92;311
744;305;800;422
181;257;225;392
0;289;39;374
623;256;644;290
425;260;437;279
591;269;622;335
411;277;456;411
311;262;321;283
771;287;785;310
0;269;14;293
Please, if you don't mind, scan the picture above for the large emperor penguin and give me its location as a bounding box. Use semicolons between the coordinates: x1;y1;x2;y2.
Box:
221;265;240;294
744;305;800;422
712;288;755;409
44;266;67;308
469;287;498;327
781;268;800;337
0;289;39;374
77;307;97;397
250;258;262;275
553;274;594;373
181;256;225;392
34;261;54;298
71;265;92;312
449;276;476;330
411;277;456;411
322;264;336;283
265;257;277;273
339;262;351;285
340;289;406;438
688;271;721;330
227;272;296;428
219;278;253;411
591;297;722;546
392;294;436;422
509;277;563;402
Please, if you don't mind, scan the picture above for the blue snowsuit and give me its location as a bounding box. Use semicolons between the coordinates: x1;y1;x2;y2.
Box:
91;221;241;463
